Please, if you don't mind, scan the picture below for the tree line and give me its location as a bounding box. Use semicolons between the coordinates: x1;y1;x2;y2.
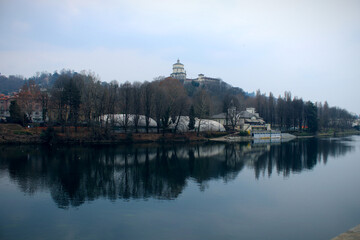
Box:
247;90;355;132
6;70;357;134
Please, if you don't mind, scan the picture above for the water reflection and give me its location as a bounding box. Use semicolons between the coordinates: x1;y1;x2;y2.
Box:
0;138;354;208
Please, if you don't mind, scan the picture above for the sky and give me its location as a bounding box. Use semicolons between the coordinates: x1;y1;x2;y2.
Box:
0;0;359;114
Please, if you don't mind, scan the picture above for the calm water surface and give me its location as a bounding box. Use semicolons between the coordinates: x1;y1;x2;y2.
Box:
1;136;360;240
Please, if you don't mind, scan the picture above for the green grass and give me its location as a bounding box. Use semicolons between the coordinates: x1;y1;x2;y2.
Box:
13;130;32;136
202;132;228;138
291;131;314;137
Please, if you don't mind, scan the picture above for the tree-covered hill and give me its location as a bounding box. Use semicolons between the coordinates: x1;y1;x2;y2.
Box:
0;75;25;94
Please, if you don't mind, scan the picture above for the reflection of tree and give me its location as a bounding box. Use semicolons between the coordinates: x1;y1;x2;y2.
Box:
0;138;354;208
249;138;354;179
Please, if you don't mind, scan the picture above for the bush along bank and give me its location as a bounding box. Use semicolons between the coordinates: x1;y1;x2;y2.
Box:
0;124;218;144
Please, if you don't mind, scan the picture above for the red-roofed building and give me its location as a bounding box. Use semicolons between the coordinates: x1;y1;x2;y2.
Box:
0;94;16;121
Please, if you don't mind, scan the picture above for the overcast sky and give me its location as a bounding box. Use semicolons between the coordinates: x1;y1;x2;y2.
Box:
0;0;359;113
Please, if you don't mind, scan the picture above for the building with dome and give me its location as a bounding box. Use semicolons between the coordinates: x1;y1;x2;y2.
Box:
170;59;187;82
170;59;221;85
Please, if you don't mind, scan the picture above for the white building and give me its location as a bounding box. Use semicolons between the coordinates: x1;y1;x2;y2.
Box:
194;74;221;84
211;108;271;132
170;60;221;85
170;59;187;81
168;116;226;132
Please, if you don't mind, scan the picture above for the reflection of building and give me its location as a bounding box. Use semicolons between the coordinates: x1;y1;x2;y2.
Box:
235;143;270;166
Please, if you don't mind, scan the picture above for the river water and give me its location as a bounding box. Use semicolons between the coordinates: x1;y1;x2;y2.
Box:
1;136;360;240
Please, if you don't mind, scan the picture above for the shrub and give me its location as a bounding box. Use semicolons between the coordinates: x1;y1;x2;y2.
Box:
203;131;228;138
40;127;57;144
237;131;249;136
13;130;32;136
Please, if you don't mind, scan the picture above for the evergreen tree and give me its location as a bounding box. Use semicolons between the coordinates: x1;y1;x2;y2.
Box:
305;101;318;133
9;100;23;125
188;105;195;131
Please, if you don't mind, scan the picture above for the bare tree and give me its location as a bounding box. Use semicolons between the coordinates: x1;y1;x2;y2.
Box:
119;82;132;132
158;78;189;133
132;82;142;133
193;89;211;135
267;92;276;127
141;81;153;133
99;80;119;135
224;96;240;131
80;73;98;128
39;89;49;124
18;80;41;122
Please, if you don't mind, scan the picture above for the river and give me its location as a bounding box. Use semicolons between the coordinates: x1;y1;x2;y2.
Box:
1;136;360;240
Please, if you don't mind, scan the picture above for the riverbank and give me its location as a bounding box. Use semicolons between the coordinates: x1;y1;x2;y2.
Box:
318;130;360;137
0;124;228;144
1;124;359;144
290;129;360;138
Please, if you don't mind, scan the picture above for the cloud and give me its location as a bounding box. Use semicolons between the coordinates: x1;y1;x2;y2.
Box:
0;47;170;82
0;0;359;112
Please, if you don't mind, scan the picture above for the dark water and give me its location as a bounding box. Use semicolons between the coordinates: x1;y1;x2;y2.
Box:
1;136;360;240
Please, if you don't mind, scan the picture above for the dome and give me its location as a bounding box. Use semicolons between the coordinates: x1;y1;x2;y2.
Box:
173;59;183;66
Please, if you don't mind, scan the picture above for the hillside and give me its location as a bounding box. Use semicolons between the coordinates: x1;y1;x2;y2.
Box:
0;75;24;94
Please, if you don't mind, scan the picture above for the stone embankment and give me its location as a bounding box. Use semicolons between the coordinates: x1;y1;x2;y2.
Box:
331;224;360;240
209;133;251;142
281;133;297;139
209;133;296;142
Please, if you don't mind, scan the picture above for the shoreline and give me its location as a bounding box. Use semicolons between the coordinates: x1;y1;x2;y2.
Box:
1;124;359;145
331;224;360;240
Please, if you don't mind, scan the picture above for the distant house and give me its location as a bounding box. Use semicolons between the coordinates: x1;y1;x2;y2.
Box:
188;74;221;85
29;102;44;123
0;94;16;121
169;60;221;85
211;107;271;132
239;108;269;132
210;112;227;126
1;89;49;123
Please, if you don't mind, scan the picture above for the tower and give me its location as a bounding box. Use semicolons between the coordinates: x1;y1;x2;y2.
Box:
170;59;186;81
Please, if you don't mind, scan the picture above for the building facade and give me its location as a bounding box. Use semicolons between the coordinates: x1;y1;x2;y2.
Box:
195;74;221;84
170;59;187;81
0;94;14;121
170;60;221;85
211;108;271;132
0;92;47;123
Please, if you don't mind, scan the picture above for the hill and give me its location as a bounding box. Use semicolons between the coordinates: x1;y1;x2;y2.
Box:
0;75;24;94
